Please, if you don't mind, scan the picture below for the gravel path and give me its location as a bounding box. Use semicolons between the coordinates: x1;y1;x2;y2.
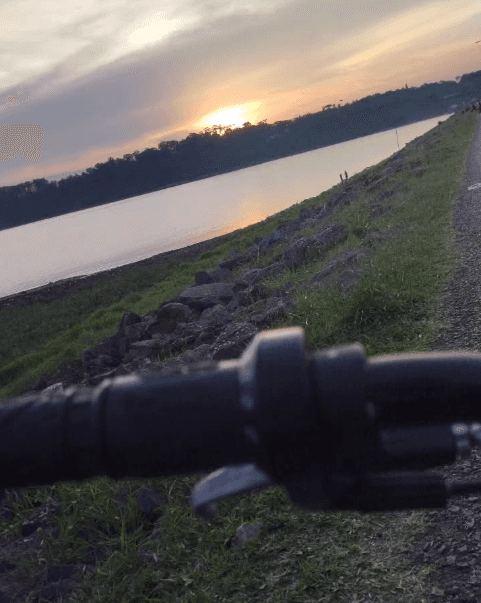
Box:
404;113;481;603
426;113;481;354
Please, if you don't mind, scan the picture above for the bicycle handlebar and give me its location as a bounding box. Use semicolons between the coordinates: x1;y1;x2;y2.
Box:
1;326;481;519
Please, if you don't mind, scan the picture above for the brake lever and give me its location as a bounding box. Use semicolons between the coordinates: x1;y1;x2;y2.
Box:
189;327;481;518
189;423;481;518
190;463;273;518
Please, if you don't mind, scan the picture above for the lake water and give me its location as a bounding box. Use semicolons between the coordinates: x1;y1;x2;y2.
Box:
0;113;453;299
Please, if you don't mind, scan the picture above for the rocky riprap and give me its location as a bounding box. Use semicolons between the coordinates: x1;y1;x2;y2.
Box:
26;156;423;398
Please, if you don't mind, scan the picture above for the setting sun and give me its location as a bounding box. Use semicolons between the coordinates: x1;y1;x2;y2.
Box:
197;102;262;131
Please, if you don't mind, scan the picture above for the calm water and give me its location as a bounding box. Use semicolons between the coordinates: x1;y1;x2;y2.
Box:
0;113;453;299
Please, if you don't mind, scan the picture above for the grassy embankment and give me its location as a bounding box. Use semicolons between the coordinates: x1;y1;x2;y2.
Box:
0;111;478;602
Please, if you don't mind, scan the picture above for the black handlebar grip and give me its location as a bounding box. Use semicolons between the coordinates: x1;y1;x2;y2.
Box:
0;364;255;490
365;350;481;428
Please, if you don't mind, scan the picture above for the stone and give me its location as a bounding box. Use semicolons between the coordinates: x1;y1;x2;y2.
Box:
463;101;481;114
20;163;420;397
305;247;375;296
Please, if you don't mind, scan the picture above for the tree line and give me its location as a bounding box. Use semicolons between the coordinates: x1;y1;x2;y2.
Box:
1;70;481;231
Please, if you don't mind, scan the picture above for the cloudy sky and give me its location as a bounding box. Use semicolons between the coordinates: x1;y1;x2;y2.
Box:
1;0;480;187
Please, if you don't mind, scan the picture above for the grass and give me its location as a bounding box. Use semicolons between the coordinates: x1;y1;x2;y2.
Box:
0;110;477;602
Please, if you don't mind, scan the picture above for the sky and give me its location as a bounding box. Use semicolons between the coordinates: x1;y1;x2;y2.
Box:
1;0;480;188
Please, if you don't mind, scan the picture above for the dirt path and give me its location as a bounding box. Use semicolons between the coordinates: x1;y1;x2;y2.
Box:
426;113;481;355
399;113;481;602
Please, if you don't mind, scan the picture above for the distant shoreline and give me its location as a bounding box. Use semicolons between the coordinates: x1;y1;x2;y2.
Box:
51;111;454;196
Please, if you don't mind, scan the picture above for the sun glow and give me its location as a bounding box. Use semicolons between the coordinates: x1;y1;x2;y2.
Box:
197;102;262;131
